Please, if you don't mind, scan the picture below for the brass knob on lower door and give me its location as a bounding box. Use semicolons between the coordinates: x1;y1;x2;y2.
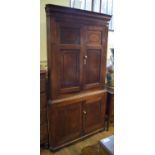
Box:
83;111;87;114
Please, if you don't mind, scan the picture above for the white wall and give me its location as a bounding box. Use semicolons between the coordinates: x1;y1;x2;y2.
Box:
40;0;70;67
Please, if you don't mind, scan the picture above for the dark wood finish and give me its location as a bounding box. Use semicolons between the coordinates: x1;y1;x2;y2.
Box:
48;100;82;147
105;87;114;130
83;26;107;90
83;94;106;134
48;91;107;150
40;93;46;109
45;4;111;151
40;70;48;146
46;4;111;100
40;124;48;144
59;49;80;93
108;93;114;125
60;27;80;44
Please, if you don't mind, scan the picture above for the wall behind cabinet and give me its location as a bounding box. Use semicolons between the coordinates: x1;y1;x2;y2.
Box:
40;0;70;64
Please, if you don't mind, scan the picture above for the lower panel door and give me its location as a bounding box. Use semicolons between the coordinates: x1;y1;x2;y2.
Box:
83;93;106;134
48;101;82;148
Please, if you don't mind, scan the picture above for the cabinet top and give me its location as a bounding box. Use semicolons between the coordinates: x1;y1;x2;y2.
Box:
45;4;111;22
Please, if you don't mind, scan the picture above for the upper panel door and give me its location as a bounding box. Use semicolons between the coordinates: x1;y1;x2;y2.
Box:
83;26;108;90
56;23;83;96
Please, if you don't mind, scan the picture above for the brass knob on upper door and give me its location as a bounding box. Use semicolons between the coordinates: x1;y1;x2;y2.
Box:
83;55;88;64
83;111;87;114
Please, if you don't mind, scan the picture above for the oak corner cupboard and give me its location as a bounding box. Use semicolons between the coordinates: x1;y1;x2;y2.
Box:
45;4;111;151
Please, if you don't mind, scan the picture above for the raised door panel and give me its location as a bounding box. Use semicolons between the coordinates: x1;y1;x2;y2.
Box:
60;27;80;44
51;101;82;147
84;49;101;86
83;93;106;134
58;49;80;93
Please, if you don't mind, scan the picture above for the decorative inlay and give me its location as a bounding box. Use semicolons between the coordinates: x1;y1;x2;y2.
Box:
87;31;102;45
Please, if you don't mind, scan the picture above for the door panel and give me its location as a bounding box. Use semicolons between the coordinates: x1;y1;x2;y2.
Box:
59;49;80;93
83;26;107;89
60;27;80;44
85;49;101;84
83;94;106;134
52;101;82;146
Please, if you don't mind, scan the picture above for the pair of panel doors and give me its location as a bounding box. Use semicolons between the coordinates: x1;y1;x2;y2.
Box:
50;22;108;98
48;92;107;148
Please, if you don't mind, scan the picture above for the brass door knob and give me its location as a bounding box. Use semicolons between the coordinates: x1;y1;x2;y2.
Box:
84;56;88;64
84;55;88;59
83;110;87;115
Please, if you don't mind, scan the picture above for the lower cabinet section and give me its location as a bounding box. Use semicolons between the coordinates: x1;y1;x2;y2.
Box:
48;91;107;150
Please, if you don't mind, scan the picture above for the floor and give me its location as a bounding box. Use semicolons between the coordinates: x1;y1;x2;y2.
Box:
40;126;114;155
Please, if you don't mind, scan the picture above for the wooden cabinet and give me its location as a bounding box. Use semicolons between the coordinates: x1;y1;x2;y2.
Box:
105;87;114;130
40;70;48;146
45;4;111;151
108;91;114;127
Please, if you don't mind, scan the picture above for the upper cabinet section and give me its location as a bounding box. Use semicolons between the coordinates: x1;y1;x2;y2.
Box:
45;5;111;100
